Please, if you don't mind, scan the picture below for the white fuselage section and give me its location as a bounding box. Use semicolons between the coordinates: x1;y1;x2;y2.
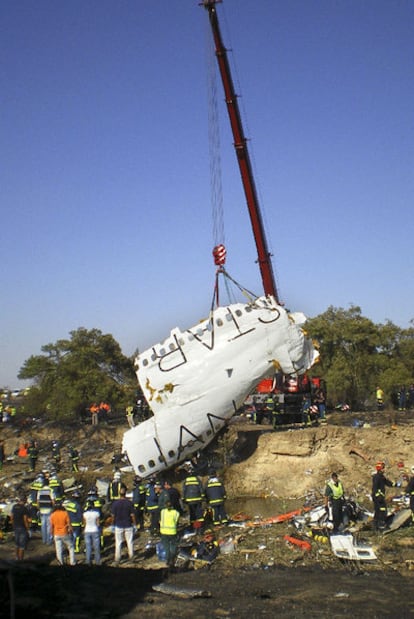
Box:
122;295;318;477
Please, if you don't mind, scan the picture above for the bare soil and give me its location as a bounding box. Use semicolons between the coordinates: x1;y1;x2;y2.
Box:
1;409;414;618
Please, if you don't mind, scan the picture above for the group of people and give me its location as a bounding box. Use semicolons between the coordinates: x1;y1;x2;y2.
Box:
376;385;414;411
10;464;228;568
89;401;111;426
324;461;408;533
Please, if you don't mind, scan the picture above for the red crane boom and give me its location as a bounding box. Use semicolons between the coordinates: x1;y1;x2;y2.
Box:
203;0;279;303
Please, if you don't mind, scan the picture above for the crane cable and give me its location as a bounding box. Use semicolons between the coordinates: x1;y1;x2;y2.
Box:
205;15;225;251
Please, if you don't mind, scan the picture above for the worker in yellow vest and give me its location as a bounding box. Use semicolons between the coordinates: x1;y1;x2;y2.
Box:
324;472;345;533
159;501;180;567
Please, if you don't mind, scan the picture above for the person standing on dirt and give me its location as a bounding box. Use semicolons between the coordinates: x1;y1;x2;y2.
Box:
50;499;76;566
28;440;38;472
372;461;401;530
90;402;99;425
51;440;61;471
132;476;146;531
37;476;54;544
83;498;101;565
49;470;64;501
314;387;327;423
64;491;83;553
182;470;205;528
205;471;228;526
11;495;30;560
324;472;345;533
146;479;162;534
376;387;385;411
405;466;414;524
111;484;136;565
107;471;123;505
159;500;180;568
68;445;80;472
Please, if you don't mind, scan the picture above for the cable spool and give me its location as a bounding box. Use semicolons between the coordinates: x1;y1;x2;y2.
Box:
213;244;227;266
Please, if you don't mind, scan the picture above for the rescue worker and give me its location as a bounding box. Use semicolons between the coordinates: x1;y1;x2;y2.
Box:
90;402;99;425
28;440;39;472
372;461;401;530
264;394;275;425
205;471;228;526
126;405;135;428
324;472;345;533
51;440;61;471
301;395;312;427
64;491;83;553
159;480;182;514
405;465;414;524
195;528;219;563
29;472;44;506
68;445;80;472
49;470;64;501
159;501;180;567
107;471;122;504
376;387;385;411
271;393;284;430
314;387;327;423
132;476;146;531
146;479;162;534
182;470;204;527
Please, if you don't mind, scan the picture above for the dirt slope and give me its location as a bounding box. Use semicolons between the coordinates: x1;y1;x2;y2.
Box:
224;418;414;501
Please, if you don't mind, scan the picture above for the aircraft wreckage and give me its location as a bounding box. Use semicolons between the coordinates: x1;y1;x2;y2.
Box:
122;1;319;477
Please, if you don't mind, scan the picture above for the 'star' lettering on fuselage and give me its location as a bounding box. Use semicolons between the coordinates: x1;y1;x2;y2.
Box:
122;296;317;477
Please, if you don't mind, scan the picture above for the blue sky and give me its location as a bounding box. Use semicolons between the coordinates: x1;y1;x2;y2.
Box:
2;0;413;388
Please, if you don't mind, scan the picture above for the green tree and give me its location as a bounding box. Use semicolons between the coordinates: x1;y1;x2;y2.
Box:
18;327;136;420
307;307;414;410
306;305;381;409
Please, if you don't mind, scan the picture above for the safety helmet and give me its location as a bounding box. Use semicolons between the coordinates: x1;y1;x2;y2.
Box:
376;461;385;471
410;465;414;474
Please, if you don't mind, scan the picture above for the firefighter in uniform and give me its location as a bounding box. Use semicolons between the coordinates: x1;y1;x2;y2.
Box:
182;471;204;527
107;472;122;504
28;441;39;472
64;491;83;552
146;479;162;534
51;440;61;470
372;461;400;530
132;476;146;531
324;472;345;532
68;446;80;472
49;470;64;501
264;395;275;425
205;471;228;526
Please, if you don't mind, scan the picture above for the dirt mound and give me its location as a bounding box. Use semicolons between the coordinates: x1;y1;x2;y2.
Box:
224;419;414;501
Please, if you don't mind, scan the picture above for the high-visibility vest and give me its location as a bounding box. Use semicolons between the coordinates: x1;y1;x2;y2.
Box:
159;508;179;535
327;480;344;500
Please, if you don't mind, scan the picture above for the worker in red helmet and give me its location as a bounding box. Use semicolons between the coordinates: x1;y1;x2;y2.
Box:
372;461;401;530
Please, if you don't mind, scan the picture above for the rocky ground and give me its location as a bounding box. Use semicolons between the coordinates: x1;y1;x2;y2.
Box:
1;409;414;618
